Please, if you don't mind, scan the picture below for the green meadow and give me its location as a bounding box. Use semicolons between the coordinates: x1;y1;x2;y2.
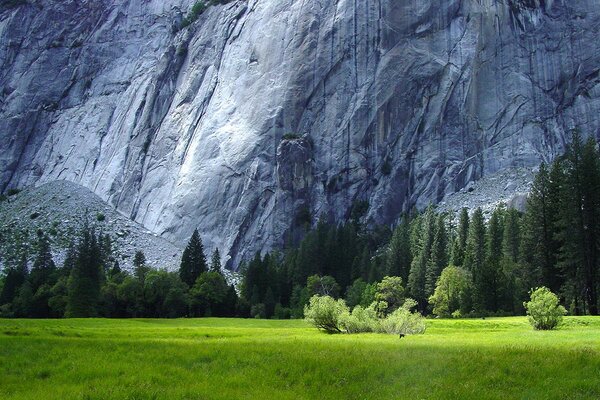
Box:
1;317;599;400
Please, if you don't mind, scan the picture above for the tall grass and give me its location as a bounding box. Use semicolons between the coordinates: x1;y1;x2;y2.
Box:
0;317;599;399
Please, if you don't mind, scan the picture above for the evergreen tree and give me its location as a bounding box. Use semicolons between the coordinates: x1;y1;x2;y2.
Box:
29;234;56;293
408;207;436;311
502;208;521;263
66;225;104;317
210;248;222;273
425;214;448;297
133;250;150;283
557;133;600;314
463;208;486;312
521;162;562;294
451;208;470;267
386;215;412;282
0;253;28;306
179;229;207;287
483;207;505;312
501;207;522;313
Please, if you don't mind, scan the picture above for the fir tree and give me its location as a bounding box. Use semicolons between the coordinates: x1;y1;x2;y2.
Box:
210;248;222;273
386;215;412;282
179;229;207;287
451;208;469;267
483;207;504;312
66;224;104;317
463;208;486;312
133;250;150;283
425;214;448;297
30;234;56;292
408;207;436;310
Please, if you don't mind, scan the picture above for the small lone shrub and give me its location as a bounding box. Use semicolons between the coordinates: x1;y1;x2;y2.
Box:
96;213;106;222
524;287;567;330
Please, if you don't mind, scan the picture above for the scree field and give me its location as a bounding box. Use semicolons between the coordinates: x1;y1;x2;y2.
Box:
0;317;599;399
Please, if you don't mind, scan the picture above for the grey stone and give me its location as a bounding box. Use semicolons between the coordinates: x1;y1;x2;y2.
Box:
1;0;600;268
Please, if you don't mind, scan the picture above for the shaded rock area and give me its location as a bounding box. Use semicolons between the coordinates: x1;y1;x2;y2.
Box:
0;181;182;271
1;0;600;268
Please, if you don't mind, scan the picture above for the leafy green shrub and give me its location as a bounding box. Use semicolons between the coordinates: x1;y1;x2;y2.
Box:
339;304;378;333
304;295;348;333
305;295;426;335
377;299;426;335
524;287;566;330
96;213;106;222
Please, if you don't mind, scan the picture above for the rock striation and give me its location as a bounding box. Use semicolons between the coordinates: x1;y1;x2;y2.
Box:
1;0;600;268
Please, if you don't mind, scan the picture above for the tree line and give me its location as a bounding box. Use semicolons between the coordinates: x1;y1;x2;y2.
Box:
0;225;241;318
238;131;600;318
1;131;599;318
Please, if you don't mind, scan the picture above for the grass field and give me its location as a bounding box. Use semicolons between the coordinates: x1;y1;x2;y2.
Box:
1;317;599;399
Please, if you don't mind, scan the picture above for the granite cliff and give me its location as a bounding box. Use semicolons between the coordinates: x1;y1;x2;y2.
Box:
1;0;599;267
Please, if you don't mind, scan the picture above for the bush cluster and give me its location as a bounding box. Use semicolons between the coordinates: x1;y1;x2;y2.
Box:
304;295;426;335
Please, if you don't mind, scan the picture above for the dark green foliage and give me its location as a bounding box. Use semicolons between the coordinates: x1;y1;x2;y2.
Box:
66;224;104;317
386;215;412;282
451;208;469;267
179;229;207;287
408;207;436;310
144;270;189;318
0;253;28;307
425;214;448;298
190;271;229;317
29;234;56;293
345;279;367;308
307;275;340;298
210;248;222;272
133;250;150;283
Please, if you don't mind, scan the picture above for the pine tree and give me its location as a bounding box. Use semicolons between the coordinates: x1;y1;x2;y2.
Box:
483;207;504;312
386;215;412;282
463;208;486;312
29;234;57;293
133;250;150;283
557;133;600;314
425;214;448;297
0;253;28;306
501;207;522;313
520;162;562;294
210;248;222;273
179;229;207;287
408;207;436;311
66;224;104;317
451;208;469;267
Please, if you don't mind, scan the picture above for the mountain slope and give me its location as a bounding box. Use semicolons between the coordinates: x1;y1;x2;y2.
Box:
1;0;600;267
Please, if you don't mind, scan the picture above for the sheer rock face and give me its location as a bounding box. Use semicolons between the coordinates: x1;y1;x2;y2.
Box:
1;0;600;267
